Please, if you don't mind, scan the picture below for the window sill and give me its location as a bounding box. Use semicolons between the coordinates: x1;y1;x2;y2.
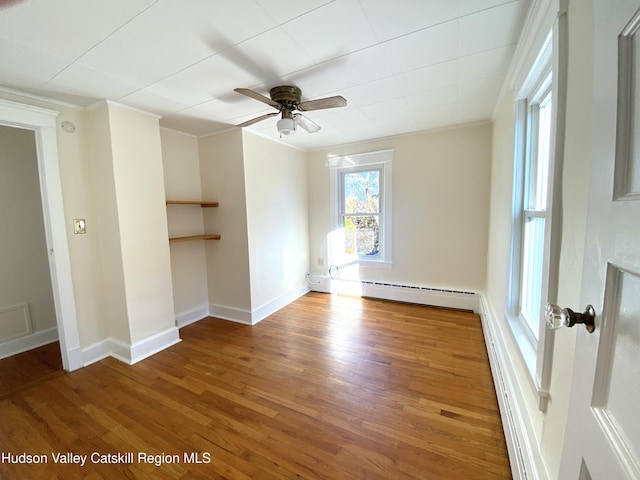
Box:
505;311;551;411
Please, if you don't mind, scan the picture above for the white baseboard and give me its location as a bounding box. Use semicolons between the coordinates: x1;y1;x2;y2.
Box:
81;327;181;367
0;327;59;359
175;306;210;328
208;286;311;325
478;293;549;480
208;303;253;325
250;286;309;325
63;345;84;371
310;278;479;312
82;339;112;366
129;327;181;364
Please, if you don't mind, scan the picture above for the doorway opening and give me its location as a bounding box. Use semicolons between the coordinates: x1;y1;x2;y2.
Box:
0;99;81;371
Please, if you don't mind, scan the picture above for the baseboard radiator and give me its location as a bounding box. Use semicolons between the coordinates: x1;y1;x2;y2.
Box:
308;276;479;312
478;295;549;480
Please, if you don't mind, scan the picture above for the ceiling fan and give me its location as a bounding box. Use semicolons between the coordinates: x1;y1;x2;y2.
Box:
234;85;347;136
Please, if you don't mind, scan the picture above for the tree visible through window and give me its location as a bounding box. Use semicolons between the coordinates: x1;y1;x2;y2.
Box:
341;169;380;257
330;149;392;266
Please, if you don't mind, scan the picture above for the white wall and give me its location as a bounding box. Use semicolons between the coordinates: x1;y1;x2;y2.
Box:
242;131;309;315
199;130;252;318
161;128;209;324
87;103;130;344
484;0;594;477
0;125;57;341
57;108;108;347
307;123;492;291
198;129;310;324
107;103;175;343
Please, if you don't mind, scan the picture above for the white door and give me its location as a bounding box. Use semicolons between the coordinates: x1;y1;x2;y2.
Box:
559;0;640;478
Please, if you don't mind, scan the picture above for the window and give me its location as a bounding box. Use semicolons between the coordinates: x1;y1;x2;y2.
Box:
329;150;392;267
507;27;565;412
340;167;381;257
520;81;552;340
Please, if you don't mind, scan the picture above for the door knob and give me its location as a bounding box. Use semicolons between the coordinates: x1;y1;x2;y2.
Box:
545;304;596;333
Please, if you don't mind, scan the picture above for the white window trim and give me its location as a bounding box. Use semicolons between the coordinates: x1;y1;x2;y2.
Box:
506;8;568;413
329;150;393;268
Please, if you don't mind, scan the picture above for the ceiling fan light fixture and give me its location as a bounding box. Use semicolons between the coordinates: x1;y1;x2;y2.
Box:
277;117;296;136
235;85;347;135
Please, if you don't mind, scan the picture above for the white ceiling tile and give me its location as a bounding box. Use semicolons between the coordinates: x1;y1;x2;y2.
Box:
459;1;528;56
277;66;343;99
281;0;377;62
459;0;528;17
43;64;141;100
412;103;458;130
309;107;370;128
381;20;458;74
457;75;505;122
0;0;158;60
189;0;278;46
76;2;221;87
395;60;458;95
361;98;411;120
118;89;191;116
231;28;315;82
322;47;393;90
255;0;334;24
192;97;273;123
78;37;189;88
0;37;70;88
342;77;402;107
360;0;459;42
406;85;458;112
458;75;504;103
458;45;515;81
147;54;262;105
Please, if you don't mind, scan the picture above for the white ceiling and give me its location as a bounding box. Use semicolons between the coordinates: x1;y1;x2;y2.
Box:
0;0;530;150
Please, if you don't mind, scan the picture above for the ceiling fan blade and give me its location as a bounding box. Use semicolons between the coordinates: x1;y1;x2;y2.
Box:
234;88;280;109
297;95;347;111
237;112;278;127
294;114;321;133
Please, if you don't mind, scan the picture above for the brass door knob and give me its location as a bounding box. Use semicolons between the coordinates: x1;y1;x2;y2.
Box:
545;304;596;333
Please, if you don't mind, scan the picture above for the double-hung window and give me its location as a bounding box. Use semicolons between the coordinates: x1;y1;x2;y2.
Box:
329;150;392;267
507;26;565;411
340;167;381;257
520;78;553;339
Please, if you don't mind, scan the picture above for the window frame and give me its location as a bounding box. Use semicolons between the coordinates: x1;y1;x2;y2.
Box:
519;74;552;341
507;23;566;412
338;165;383;258
329;150;393;268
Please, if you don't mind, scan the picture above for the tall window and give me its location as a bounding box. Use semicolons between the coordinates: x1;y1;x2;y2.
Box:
329;150;392;266
520;84;552;339
507;27;565;412
340;167;381;257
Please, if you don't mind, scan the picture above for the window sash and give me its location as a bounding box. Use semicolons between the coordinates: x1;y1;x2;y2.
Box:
518;84;553;340
339;166;384;260
329;149;393;266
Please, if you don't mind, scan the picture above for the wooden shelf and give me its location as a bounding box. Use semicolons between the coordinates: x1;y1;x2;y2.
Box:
166;200;220;244
166;200;219;208
169;234;221;244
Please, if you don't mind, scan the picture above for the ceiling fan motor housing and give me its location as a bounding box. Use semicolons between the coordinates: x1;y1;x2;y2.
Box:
270;85;301;110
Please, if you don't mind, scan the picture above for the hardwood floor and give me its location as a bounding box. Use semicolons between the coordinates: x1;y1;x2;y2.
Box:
0;293;511;479
0;341;63;399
